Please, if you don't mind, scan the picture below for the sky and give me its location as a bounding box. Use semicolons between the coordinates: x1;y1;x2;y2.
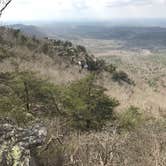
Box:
1;0;166;22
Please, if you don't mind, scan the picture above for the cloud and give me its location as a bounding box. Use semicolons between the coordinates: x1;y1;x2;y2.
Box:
1;0;166;21
72;0;89;10
105;0;161;8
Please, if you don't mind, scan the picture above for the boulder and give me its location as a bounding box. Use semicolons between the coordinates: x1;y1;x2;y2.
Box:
0;118;47;166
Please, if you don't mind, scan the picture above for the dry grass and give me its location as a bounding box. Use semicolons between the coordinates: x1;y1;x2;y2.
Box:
73;38;166;117
94;48;166;118
35;117;166;166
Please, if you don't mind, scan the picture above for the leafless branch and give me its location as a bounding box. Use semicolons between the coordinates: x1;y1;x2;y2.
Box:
0;0;12;15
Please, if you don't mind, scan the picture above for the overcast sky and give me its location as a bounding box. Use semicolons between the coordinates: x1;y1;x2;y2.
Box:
1;0;166;21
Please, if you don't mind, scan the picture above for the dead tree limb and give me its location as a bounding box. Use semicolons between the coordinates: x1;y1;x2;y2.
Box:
0;0;12;16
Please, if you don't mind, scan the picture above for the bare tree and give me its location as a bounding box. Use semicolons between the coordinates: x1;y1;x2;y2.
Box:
0;0;12;16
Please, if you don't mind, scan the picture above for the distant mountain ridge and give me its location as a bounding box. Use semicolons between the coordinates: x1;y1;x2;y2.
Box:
10;23;166;50
42;25;166;50
9;24;46;38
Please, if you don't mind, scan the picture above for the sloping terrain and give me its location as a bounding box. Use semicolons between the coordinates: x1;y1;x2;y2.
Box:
0;26;166;166
99;51;166;117
0;27;89;84
10;24;46;38
41;23;166;117
1;26;165;117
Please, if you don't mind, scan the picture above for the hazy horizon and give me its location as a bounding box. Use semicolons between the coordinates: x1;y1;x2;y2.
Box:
2;18;166;28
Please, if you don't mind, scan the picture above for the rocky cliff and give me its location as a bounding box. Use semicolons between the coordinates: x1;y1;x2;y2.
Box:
0;118;47;166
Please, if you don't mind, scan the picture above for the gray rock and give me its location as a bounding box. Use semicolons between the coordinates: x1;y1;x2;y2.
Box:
0;119;47;166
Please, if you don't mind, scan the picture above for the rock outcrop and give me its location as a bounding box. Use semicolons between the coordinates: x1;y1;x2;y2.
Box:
0;118;47;166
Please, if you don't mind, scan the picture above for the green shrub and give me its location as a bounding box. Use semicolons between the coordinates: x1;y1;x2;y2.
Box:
148;79;158;88
0;47;11;61
32;35;40;44
0;35;4;44
20;35;28;44
0;72;119;129
53;40;62;46
62;74;119;130
64;41;72;47
41;43;49;54
112;71;134;85
13;29;20;38
13;72;62;115
0;72;62;124
77;45;87;53
85;56;106;71
119;106;144;130
104;64;117;73
0;83;34;125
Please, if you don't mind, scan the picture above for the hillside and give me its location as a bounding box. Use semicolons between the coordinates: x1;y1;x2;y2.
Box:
4;25;166;116
0;27;166;166
35;23;166;117
10;24;46;37
0;26;90;84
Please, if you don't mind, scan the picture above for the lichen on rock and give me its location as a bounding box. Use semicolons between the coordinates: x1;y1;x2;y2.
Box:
0;118;47;166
